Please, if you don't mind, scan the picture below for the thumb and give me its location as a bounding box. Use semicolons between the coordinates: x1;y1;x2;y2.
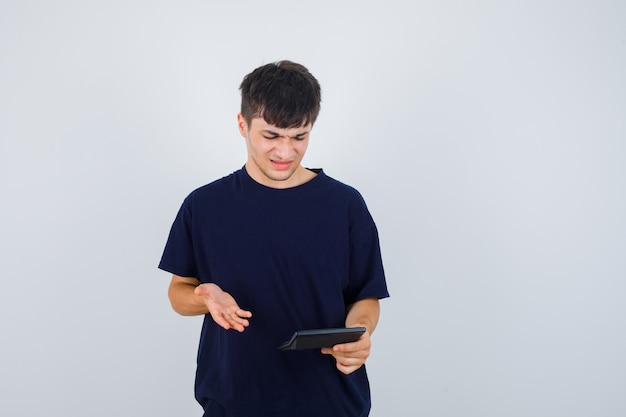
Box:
194;284;210;297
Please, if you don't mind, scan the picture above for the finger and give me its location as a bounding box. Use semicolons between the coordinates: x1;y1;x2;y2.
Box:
338;354;367;367
210;309;246;332
225;316;244;332
331;352;369;364
336;362;362;375
210;312;233;331
320;349;366;375
332;353;365;374
228;310;250;323
194;285;208;296
331;339;369;353
230;323;245;332
226;312;250;330
235;308;252;318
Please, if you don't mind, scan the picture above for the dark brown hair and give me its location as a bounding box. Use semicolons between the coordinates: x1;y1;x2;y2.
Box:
239;60;321;128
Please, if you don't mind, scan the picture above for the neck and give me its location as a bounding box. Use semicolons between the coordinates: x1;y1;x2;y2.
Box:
245;162;317;189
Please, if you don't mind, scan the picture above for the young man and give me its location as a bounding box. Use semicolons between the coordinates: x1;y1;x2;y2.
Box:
159;60;389;417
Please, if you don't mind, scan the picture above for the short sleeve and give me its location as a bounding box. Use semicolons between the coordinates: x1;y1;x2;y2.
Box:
158;196;198;278
344;193;389;305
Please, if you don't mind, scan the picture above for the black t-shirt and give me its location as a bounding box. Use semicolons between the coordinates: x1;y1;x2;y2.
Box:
159;167;389;416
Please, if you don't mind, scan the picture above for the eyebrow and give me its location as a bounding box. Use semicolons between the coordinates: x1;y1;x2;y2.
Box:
262;129;309;138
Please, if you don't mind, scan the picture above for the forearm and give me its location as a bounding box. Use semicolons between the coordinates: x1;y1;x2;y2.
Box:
345;298;380;335
168;277;210;316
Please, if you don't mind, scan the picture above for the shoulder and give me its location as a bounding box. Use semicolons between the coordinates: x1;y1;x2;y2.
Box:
314;170;363;199
186;170;240;200
315;171;369;210
177;170;244;215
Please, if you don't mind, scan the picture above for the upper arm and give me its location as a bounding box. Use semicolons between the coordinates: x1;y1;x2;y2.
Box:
169;274;201;287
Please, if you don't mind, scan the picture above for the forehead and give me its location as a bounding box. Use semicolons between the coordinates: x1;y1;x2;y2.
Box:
250;118;311;135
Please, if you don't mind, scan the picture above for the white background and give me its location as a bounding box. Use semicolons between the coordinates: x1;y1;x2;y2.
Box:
1;1;625;416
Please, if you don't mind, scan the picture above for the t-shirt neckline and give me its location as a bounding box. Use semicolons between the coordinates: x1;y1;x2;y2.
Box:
241;166;325;192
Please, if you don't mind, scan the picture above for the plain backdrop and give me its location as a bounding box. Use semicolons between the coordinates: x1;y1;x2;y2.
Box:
1;1;625;416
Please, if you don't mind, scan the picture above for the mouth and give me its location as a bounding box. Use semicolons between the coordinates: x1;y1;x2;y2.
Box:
270;160;293;171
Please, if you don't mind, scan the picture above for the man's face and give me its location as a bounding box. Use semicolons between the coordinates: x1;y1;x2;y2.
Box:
238;114;312;189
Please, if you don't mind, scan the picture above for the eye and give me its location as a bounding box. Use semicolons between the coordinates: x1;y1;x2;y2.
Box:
262;135;279;140
294;135;307;141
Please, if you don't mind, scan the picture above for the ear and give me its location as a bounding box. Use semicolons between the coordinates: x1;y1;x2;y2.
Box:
237;113;248;138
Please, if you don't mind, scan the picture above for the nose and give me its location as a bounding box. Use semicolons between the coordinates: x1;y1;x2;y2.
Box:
273;137;293;159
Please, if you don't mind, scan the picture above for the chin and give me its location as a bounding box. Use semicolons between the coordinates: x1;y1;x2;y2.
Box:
266;169;295;182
